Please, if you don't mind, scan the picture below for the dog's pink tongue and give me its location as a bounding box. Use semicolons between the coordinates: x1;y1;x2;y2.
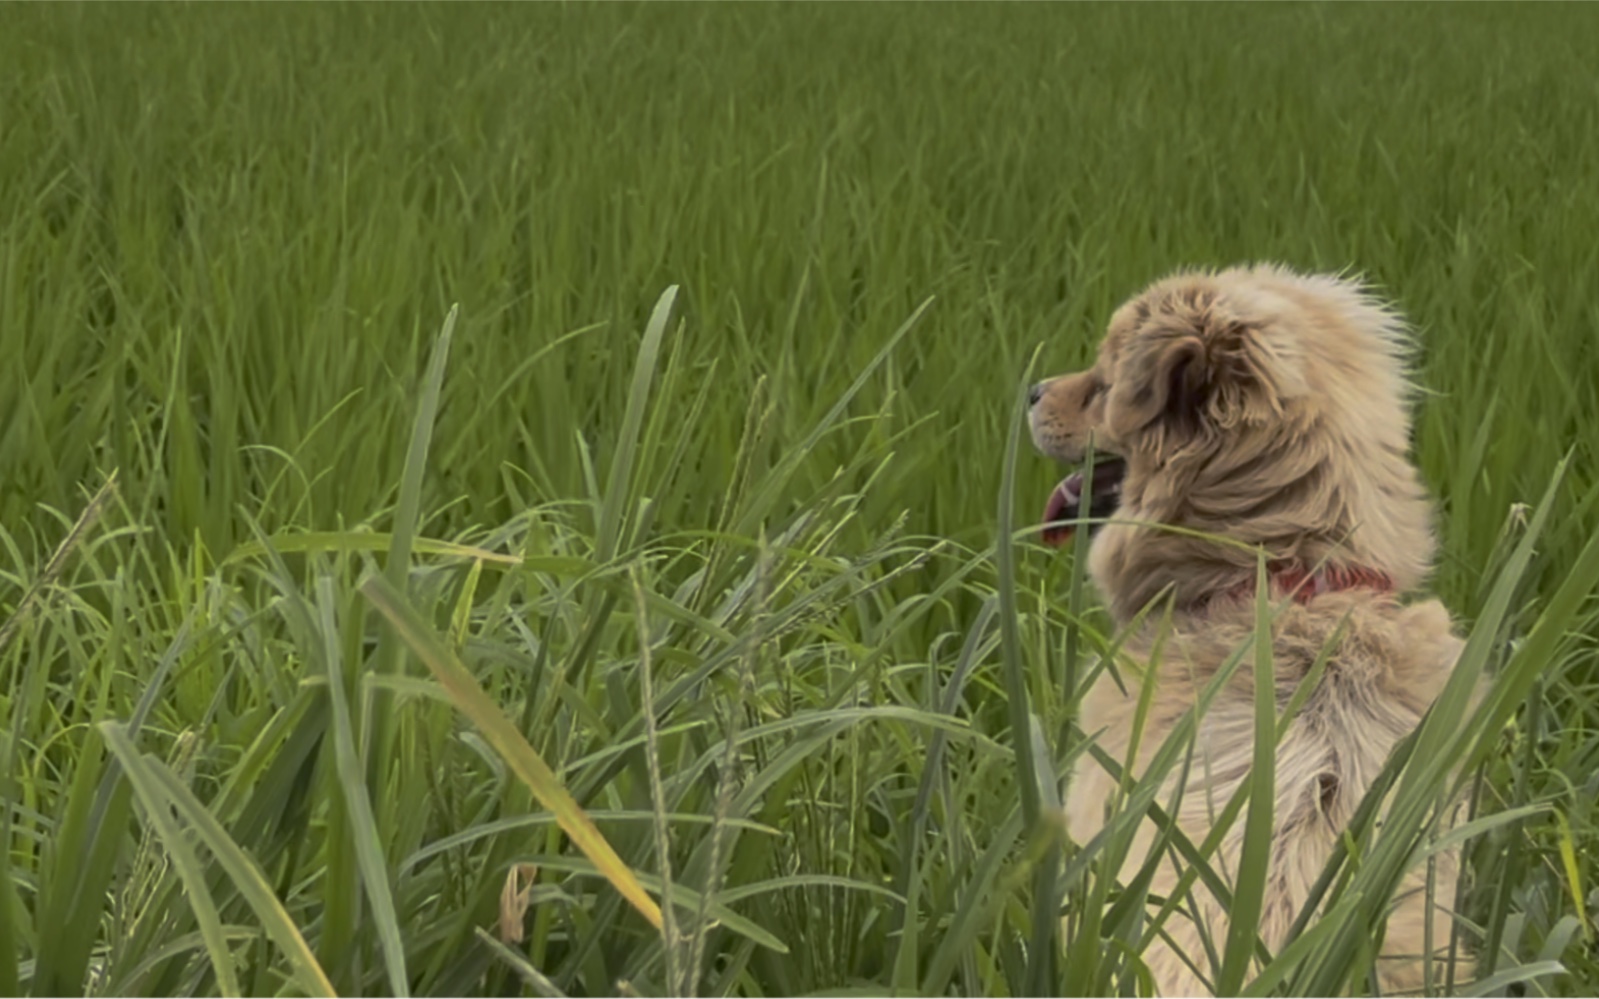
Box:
1041;474;1083;547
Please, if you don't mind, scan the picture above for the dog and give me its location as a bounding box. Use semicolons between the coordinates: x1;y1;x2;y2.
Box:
1030;264;1470;995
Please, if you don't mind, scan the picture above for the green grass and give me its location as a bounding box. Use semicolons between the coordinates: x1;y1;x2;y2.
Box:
3;3;1599;995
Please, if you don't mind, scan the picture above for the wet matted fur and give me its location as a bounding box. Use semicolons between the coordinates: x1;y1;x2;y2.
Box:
1030;264;1471;995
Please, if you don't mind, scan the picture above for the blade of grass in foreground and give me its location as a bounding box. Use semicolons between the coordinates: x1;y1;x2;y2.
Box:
1214;558;1277;995
98;724;242;998
113;929;264;997
385;304;459;599
892;595;997;992
99;722;336;997
369;304;460;803
359;571;663;931
316;575;409;997
995;353;1060;996
595;285;677;563
35;613;197;996
920;805;1027;995
3;472;121;995
630;566;682;991
1460;961;1567;998
0;809;13;995
474;927;569;998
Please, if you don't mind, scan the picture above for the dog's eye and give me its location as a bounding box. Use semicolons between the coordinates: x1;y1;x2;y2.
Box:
1084;378;1107;405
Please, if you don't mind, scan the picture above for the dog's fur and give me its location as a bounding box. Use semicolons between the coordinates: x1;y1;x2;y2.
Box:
1030;264;1469;995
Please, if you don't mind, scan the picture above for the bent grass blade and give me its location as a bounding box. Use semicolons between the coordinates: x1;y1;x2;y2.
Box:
99;722;336;997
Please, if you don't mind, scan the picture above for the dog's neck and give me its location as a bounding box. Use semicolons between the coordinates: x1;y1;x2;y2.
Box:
1089;527;1400;622
1195;561;1396;613
1090;429;1432;622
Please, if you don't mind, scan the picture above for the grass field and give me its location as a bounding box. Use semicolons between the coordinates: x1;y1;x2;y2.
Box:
4;3;1599;996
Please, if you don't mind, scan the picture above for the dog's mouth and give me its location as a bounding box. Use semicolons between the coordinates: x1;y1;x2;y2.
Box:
1041;456;1127;547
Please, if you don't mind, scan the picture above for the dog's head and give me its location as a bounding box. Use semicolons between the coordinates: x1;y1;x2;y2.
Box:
1030;265;1435;621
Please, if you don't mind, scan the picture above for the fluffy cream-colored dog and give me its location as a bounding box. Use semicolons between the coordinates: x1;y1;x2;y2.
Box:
1030;264;1468;995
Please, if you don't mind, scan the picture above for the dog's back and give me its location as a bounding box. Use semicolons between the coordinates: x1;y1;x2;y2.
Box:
1067;592;1468;995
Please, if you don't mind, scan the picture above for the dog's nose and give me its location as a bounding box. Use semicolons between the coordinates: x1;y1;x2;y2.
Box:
1027;382;1045;407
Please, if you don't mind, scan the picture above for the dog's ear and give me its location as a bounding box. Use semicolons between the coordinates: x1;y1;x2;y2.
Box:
1203;322;1307;427
1111;320;1306;449
1111;334;1210;435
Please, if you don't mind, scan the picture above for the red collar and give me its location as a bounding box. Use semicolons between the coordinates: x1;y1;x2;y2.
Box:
1208;562;1395;609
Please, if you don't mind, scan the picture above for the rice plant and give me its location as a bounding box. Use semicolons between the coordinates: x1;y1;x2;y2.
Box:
3;3;1598;996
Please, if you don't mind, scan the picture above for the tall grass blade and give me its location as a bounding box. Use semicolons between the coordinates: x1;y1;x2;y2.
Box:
386;304;460;591
596;286;678;563
34;614;195;995
995;360;1059;995
100;722;336;997
98;724;243;997
316;575;409;997
369;304;461;797
631;566;682;993
474;928;569;999
1;473;118;995
1215;558;1277;994
1460;960;1567;997
359;571;664;930
893;595;996;988
0;830;14;996
921;806;1026;995
112;929;264;997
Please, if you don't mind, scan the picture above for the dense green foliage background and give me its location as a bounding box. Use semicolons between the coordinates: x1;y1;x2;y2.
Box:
3;4;1597;996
